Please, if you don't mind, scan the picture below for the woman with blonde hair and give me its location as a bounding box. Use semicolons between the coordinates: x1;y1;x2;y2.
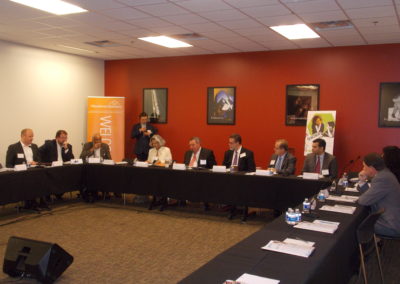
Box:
147;134;172;166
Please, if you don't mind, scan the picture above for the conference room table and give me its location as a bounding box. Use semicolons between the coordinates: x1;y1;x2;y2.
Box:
179;190;368;284
0;164;331;210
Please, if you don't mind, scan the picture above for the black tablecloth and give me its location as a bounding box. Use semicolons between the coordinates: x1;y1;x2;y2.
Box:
179;195;368;284
0;165;83;204
85;165;331;209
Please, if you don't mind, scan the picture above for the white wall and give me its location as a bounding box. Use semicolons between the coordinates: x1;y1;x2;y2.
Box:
0;40;104;165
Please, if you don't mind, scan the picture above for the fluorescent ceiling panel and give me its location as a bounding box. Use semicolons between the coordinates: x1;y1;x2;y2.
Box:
10;0;87;15
270;24;320;40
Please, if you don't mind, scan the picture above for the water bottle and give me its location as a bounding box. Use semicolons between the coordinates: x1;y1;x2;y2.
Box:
343;172;349;187
287;208;297;225
295;208;301;223
317;190;325;202
303;198;311;213
330;180;337;192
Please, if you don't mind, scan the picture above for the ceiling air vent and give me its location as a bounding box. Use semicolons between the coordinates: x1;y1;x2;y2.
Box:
85;40;123;47
311;20;353;31
172;33;207;41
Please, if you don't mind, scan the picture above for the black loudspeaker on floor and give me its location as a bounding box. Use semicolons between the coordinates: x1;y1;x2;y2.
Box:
3;236;73;284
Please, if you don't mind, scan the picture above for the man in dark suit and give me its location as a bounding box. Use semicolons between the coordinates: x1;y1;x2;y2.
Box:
222;134;256;221
184;137;217;169
358;153;400;237
6;128;49;211
302;138;338;179
222;134;255;172
183;137;217;209
268;139;296;176
80;133;111;161
39;130;74;164
131;112;157;161
39;130;74;201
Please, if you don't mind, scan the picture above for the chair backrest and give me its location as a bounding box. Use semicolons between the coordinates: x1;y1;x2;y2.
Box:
357;208;385;244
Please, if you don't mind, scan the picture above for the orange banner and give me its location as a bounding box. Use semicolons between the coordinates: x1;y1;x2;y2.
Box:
87;96;125;161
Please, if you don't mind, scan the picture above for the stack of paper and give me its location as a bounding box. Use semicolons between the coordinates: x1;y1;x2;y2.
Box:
234;273;280;284
261;238;315;258
320;204;356;214
345;187;359;192
294;220;340;234
326;195;359;203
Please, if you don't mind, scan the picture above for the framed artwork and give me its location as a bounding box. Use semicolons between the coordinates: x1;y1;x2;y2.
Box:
286;84;320;126
207;87;236;125
143;88;168;123
379;82;400;127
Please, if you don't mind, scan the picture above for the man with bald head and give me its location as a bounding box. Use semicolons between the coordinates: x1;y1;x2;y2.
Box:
80;133;111;161
6;128;50;211
6;128;40;168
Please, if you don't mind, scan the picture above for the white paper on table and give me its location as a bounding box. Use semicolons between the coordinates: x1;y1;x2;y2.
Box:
235;273;280;284
245;172;256;175
345;187;359;192
116;161;128;165
319;204;356;214
261;240;315;258
326;195;358;203
294;220;339;234
283;238;315;247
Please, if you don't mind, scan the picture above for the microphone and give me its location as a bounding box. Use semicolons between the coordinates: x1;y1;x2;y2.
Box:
341;155;361;176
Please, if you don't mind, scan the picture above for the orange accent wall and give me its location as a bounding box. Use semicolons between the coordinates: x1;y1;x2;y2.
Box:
105;44;400;174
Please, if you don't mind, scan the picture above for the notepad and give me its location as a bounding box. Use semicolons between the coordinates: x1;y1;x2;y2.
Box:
326;195;359;203
319;204;356;214
261;238;315;258
294;220;339;234
235;273;280;284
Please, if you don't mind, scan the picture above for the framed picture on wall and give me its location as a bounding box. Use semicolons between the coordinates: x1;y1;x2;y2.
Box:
143;88;168;124
379;82;400;127
207;87;236;125
286;84;320;126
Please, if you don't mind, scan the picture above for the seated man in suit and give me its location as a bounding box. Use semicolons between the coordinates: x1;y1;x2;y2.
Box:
80;133;111;161
302;138;338;179
183;137;217;209
39;130;74;201
131;112;157;161
6;128;50;211
184;137;217;169
268;139;296;176
356;171;370;194
80;133;112;202
222;134;256;221
358;153;400;237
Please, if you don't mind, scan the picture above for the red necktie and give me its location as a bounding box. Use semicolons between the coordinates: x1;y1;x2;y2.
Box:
314;156;321;173
189;152;197;167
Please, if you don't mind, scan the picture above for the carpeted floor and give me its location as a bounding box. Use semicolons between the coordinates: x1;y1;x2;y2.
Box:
0;199;267;284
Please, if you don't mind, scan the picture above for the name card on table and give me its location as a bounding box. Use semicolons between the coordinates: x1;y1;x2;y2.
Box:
102;159;115;165
88;157;101;164
135;161;148;168
303;172;319;180
172;163;186;170
51;161;63;167
14;164;27;171
70;159;83;165
212;165;226;173
255;169;273;176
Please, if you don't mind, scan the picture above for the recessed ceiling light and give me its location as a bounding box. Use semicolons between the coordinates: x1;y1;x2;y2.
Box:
10;0;87;15
138;36;192;48
270;24;319;40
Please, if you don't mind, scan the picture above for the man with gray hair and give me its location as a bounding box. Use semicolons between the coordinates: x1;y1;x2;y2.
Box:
268;139;296;176
184;137;217;169
358;152;400;237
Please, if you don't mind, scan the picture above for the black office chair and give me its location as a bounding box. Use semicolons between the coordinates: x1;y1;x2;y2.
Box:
356;208;385;284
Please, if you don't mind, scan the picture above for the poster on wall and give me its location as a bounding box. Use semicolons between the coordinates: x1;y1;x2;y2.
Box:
87;96;125;162
286;84;319;126
304;110;336;156
379;82;400;127
207;87;236;125
143;88;168;124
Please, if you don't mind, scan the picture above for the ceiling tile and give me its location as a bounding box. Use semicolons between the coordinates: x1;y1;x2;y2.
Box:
161;13;208;25
285;0;340;13
175;0;233;12
147;25;191;35
116;0;168;6
224;0;279;9
257;14;303;26
126;17;173;28
336;0;394;9
198;9;249;21
295;38;332;48
240;4;292;18
352;17;399;27
135;3;189;16
300;10;348;23
96;7;150;20
183;22;226;32
217;19;263;29
345;6;396;19
68;0;126;10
